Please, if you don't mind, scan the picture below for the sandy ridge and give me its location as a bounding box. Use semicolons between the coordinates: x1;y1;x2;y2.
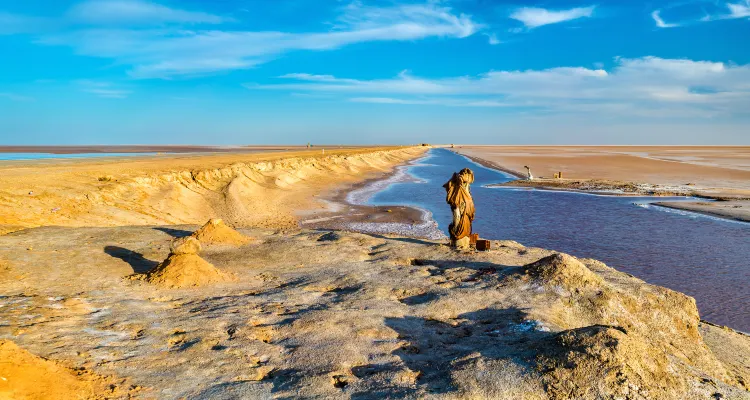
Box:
0;146;427;230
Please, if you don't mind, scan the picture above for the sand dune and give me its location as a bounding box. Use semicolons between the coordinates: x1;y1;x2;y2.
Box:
0;147;425;230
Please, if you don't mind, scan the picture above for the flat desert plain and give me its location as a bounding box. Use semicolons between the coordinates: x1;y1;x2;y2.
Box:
455;146;750;222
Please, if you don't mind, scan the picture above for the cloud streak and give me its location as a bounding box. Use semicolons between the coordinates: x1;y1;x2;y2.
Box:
727;1;750;18
31;1;481;78
67;0;226;25
651;1;750;27
76;80;132;98
510;6;595;29
253;57;750;118
651;10;678;28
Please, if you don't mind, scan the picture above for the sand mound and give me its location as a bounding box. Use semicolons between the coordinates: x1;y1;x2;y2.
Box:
191;218;250;246
522;253;604;290
537;325;680;399
144;237;232;288
0;340;105;399
170;236;202;255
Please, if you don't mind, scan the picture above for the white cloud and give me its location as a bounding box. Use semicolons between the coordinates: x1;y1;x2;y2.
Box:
726;1;750;18
68;0;225;25
662;1;750;26
37;2;481;78
485;33;500;45
510;6;595;29
651;10;678;28
252;57;750;118
335;1;480;39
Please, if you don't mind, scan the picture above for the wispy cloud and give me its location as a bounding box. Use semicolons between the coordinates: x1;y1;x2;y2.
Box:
653;1;750;27
76;80;132;98
726;1;750;18
510;6;595;29
651;10;679;28
349;96;514;107
484;33;500;45
33;1;481;78
253;57;750;118
67;0;226;25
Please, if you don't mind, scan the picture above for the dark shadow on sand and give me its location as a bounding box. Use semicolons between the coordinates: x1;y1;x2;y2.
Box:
359;232;440;246
153;227;193;238
383;307;549;395
104;246;159;274
410;258;513;273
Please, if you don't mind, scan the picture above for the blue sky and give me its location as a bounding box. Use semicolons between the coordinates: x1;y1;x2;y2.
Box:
0;0;748;145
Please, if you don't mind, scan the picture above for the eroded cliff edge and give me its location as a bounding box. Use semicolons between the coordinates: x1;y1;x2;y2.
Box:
1;226;748;399
0;146;426;230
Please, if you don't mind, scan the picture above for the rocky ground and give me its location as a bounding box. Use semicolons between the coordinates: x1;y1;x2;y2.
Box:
1;223;749;399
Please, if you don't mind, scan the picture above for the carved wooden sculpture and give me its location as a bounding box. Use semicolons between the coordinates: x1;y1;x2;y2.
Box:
443;168;475;248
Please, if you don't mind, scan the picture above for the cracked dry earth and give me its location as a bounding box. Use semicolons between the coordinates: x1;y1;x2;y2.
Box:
1;226;749;399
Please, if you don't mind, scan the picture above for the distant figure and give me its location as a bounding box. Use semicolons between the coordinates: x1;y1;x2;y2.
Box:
443;168;475;249
524;166;534;180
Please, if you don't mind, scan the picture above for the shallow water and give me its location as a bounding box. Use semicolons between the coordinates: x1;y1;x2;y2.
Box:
369;149;750;332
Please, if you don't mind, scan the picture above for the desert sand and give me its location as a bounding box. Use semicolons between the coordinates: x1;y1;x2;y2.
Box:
0;146;423;232
1;145;749;399
0;145;308;154
455;146;750;222
2;225;749;399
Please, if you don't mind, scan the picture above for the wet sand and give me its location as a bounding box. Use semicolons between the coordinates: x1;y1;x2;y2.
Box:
299;155;446;240
454;146;750;222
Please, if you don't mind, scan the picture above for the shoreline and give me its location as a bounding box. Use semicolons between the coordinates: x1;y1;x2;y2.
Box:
299;154;446;240
458;152;526;179
652;201;750;223
456;150;750;224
